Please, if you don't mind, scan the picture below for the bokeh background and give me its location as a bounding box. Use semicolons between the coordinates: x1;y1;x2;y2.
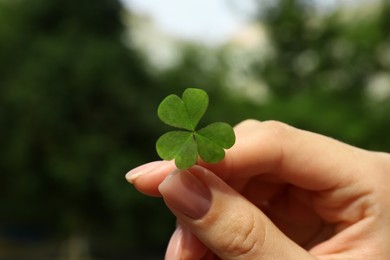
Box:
1;0;389;259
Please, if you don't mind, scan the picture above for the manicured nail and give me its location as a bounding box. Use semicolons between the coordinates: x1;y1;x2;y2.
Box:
165;224;208;260
159;169;212;220
165;226;183;260
125;161;162;183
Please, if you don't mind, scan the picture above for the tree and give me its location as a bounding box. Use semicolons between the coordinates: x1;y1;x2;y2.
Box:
250;0;390;150
0;0;171;256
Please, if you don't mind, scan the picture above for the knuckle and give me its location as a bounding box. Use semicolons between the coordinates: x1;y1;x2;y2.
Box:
218;213;262;259
261;120;292;140
233;119;261;130
235;119;293;142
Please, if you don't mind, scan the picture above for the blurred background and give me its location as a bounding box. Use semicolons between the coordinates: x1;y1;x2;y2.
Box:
0;0;389;259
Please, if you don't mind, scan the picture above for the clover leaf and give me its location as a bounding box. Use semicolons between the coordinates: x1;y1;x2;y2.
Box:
156;88;235;169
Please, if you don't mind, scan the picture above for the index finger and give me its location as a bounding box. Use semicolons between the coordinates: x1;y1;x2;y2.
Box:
203;120;369;191
127;119;369;196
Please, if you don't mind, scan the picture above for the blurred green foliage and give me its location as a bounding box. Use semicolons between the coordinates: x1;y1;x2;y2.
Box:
0;0;172;256
0;0;389;257
254;0;390;149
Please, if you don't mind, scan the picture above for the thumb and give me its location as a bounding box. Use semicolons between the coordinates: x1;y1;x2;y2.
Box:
159;166;315;260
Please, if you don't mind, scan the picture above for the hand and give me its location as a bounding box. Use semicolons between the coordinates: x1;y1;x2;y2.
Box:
126;120;390;259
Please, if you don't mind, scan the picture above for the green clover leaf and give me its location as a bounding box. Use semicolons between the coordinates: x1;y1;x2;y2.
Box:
156;88;235;169
157;87;208;131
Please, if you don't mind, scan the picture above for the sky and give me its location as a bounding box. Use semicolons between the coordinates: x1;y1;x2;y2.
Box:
122;0;257;44
122;0;366;45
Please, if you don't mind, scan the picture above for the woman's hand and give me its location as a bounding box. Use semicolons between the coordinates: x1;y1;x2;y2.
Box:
126;120;390;259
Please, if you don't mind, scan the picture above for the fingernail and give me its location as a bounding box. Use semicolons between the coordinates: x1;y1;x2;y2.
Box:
125;161;163;183
166;224;208;260
159;169;211;219
165;226;183;260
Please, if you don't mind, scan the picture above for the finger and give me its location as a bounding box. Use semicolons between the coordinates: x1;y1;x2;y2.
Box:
125;160;176;196
202;120;369;191
127;119;367;195
165;224;208;259
159;165;314;260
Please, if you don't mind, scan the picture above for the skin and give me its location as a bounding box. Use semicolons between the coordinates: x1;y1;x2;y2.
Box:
126;120;390;259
